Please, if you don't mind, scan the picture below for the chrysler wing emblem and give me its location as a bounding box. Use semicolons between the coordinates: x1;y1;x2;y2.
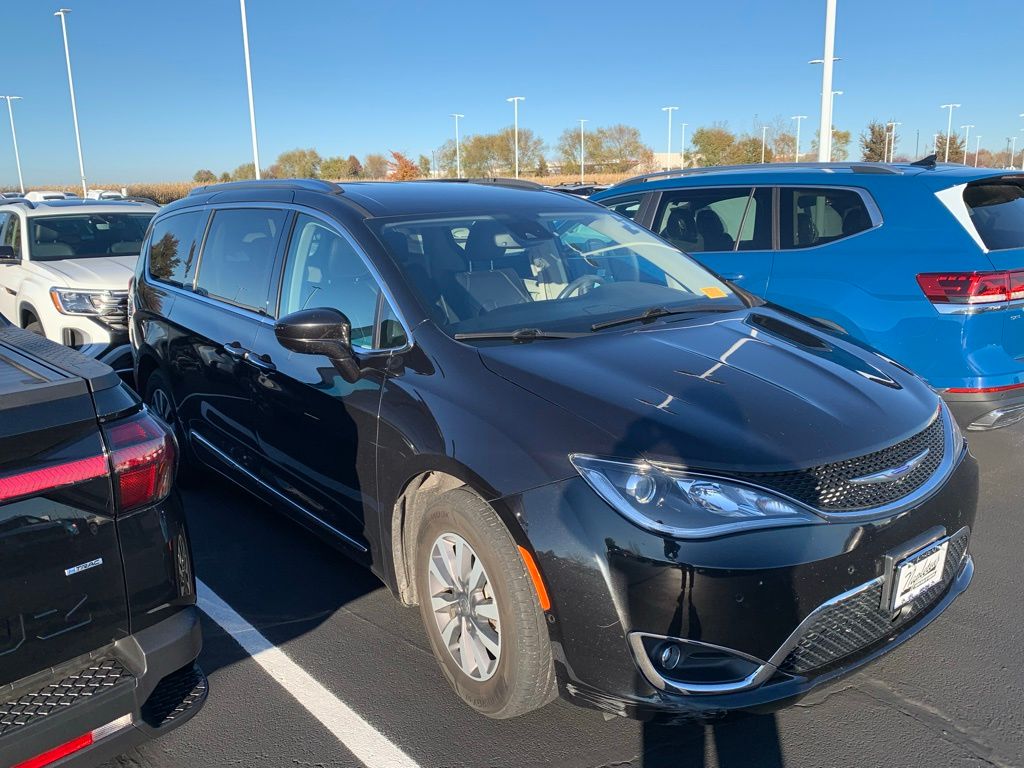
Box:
849;449;930;486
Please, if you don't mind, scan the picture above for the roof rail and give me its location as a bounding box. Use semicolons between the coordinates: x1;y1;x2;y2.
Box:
0;197;33;209
610;162;904;189
417;177;545;191
188;178;344;197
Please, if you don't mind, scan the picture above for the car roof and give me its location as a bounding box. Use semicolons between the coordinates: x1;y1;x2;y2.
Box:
594;162;1024;197
166;178;595;219
0;199;158;216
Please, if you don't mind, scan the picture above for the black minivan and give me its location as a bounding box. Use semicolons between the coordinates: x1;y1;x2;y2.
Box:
131;179;977;720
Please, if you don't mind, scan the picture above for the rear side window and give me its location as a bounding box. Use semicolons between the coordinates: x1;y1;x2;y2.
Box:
780;188;874;250
964;182;1024;250
148;210;208;287
601;194;645;221
654;187;771;252
196;208;287;312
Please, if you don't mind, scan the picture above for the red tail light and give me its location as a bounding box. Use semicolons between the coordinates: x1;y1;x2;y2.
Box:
0;455;108;504
917;270;1024;305
13;715;133;768
102;411;176;512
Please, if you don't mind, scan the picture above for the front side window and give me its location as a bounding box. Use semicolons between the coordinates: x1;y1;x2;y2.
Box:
279;214;386;348
654;188;770;253
964;181;1024;250
4;215;20;256
600;194;645;221
369;210;746;337
148;210;208;287
779;187;874;250
196;208;287;312
28;212;154;261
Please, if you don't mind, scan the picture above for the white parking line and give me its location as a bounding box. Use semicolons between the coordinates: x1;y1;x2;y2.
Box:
197;579;421;768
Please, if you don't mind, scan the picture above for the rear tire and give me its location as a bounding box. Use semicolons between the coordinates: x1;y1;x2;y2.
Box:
414;487;555;719
144;369;201;486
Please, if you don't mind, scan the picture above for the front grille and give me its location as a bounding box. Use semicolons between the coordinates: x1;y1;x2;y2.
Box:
733;412;946;512
0;659;131;738
94;290;129;331
779;527;969;675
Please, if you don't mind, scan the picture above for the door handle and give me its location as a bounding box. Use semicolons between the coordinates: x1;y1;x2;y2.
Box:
244;351;276;372
222;342;247;360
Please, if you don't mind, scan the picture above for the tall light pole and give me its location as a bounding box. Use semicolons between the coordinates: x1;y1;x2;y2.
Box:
54;9;87;196
1020;128;1024;171
238;0;261;179
506;96;524;178
760;125;768;163
974;135;982;167
933;133;940;155
451;113;463;177
679;122;688;167
828;90;843;160
814;0;838;162
661;106;678;169
959;124;975;164
886;121;902;163
0;97;24;194
1010;136;1018;170
792;115;808;162
940;103;960;162
578;119;587;184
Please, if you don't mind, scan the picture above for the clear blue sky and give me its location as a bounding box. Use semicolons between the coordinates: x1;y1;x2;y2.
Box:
4;0;1023;184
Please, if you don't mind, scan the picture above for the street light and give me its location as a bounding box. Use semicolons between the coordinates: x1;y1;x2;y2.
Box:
506;97;524;178
974;134;982;167
760;125;768;164
451;113;464;177
1020;128;1024;171
940;103;960;162
0;97;24;194
828;90;843;160
959;124;975;165
679;122;688;167
661;106;678;169
791;115;808;162
1010;136;1018;170
886;121;902;163
813;0;837;162
238;0;261;179
578;119;587;184
54;9;87;196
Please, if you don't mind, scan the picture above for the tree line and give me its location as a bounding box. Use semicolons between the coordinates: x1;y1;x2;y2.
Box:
193;118;1018;183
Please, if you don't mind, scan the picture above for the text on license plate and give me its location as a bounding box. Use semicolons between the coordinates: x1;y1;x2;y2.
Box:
892;541;948;610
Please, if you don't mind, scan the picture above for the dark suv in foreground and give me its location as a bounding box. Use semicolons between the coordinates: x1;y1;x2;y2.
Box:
0;319;204;767
132;179;976;721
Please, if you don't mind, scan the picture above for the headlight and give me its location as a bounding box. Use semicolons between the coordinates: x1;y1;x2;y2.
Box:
50;288;111;316
571;455;823;539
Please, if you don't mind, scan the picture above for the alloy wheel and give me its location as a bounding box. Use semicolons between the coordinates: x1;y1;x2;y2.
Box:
427;532;501;681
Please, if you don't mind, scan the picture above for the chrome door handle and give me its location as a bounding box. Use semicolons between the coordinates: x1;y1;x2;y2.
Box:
244;351;276;372
222;342;247;360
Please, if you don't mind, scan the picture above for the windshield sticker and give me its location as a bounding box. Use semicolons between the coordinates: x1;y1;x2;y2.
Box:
700;286;728;299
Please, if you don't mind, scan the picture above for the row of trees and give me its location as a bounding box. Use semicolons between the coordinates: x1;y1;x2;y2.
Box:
194;119;1019;183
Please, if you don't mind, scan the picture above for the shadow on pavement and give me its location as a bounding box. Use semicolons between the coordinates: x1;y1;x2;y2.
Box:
643;715;784;767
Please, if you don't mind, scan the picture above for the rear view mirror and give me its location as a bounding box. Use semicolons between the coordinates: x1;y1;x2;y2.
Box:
275;307;361;383
0;245;18;263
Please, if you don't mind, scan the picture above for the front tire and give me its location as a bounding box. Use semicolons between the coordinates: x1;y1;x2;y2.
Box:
24;319;43;335
414;487;555;719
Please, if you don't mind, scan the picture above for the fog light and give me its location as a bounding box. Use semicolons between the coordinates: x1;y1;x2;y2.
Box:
625;473;657;504
658;642;683;670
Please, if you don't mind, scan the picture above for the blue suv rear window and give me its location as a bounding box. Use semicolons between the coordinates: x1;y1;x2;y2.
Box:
965;181;1024;250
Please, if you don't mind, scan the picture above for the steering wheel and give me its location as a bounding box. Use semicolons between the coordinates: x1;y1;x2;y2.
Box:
558;274;605;300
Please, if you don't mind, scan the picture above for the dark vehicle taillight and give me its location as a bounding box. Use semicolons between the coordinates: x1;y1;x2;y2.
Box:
917;270;1024;305
0;456;108;504
102;411;176;512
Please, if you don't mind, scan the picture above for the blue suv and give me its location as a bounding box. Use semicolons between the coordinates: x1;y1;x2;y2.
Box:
592;161;1024;431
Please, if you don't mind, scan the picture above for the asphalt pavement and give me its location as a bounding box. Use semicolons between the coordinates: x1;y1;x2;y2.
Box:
100;425;1024;768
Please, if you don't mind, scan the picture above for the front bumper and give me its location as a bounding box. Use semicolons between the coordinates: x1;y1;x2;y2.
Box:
507;446;979;720
0;607;206;768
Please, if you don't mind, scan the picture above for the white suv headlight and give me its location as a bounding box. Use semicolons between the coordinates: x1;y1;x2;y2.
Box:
50;288;111;316
571;455;823;539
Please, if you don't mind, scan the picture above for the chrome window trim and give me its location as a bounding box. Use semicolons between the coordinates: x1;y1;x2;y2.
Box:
189;430;369;554
931;298;1024;315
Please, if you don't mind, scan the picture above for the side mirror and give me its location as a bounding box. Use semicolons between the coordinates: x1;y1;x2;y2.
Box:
275;307;361;383
0;245;18;263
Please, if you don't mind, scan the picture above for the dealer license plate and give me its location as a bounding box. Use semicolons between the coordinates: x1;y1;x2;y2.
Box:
892;541;948;610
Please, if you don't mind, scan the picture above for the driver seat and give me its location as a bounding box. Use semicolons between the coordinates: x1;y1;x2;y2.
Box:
455;221;533;313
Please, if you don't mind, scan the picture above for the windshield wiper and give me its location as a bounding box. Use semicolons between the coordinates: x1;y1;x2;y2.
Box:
453;328;584;343
591;304;740;332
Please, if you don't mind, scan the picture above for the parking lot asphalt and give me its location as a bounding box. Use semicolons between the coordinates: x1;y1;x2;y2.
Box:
100;425;1024;768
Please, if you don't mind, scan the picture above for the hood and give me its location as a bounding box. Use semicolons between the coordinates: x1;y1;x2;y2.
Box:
29;255;138;290
477;308;939;473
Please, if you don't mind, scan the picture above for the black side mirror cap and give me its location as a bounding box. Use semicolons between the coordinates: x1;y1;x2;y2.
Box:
274;307;361;383
0;245;18;263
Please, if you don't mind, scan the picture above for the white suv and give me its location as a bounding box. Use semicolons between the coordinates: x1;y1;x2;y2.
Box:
0;197;157;373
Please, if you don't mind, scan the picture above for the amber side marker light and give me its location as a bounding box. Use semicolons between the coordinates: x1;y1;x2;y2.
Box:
517;545;551;611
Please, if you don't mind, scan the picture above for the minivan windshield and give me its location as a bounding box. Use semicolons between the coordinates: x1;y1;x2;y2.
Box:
370;211;746;336
29;213;154;261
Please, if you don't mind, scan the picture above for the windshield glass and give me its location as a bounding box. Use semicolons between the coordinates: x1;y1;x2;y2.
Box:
29;213;154;261
369;211;746;336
